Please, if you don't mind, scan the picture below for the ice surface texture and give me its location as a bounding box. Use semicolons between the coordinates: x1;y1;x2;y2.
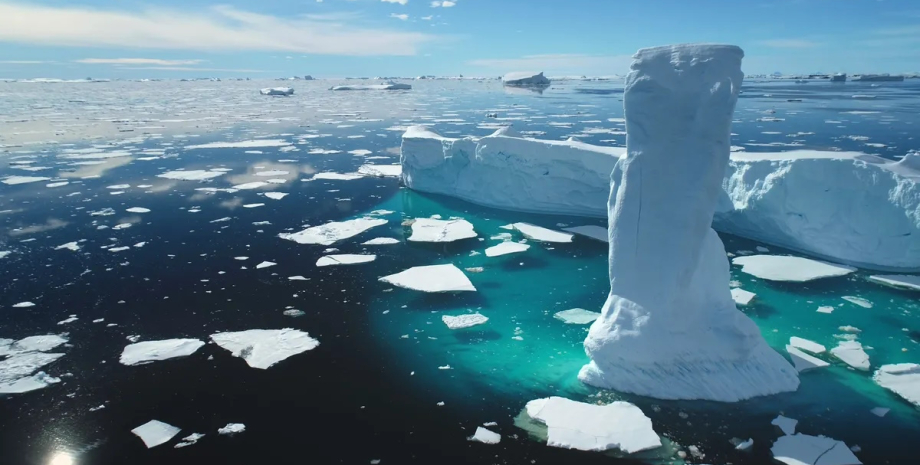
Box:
579;44;799;402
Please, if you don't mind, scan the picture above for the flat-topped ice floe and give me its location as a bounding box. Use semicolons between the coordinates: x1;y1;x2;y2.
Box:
157;170;226;181
442;313;488;329
2;176;52;185
873;363;920;407
218;423;245;435
731;288;756;306
119;339;205;366
554;308;601;325
379;264;475;293
362;237;399;245
580;44;799;402
330;81;411;91
523;397;661;453
732;255;855;282
468;427;500;444
316;254;376;267
408;218;477;243
260;87;294;96
867;274;920;291
210;329;319;369
279;218;387;245
512;223;573;243
771;434;862;465
485;241;530;257
132;420;181;448
831;341;870;370
358;164;401;178
786;345;830;372
503;71;551;88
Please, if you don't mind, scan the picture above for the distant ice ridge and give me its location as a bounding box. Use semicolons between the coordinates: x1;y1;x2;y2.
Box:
400;127;920;273
330;81;411;91
502;71;551;88
260;87;294;96
579;44;799;402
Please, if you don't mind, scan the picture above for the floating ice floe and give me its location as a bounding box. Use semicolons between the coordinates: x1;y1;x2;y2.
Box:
442;313;488;329
842;296;872;308
157;170;226;181
255;261;276;269
357;164;401;178
867;274;920;291
316;254;376;267
562;225;608;242
772;415;798;435
485;241;530;257
0;251;10;259
119;339;205;366
553;308;601;325
408;218;477;243
57;315;78;325
379;264;476;293
131;420;181;448
330;81;411;91
254;170;289;177
260;87;294;96
263;192;288;200
732;255;856;282
243;203;264;208
232;181;269;190
279;218;387;246
54;242;81;252
0;335;67;355
503;71;551;88
218;423;246;435
730;288;756;306
790;337;826;354
468;427;501;444
174;433;205;448
786;345;830;372
2;176;52;185
210;329;319;369
362;237;399;245
512;223;573;243
126;207;150;213
0;334;68;394
12;302;35;308
873;363;920;407
870;407;889;417
523;397;661;453
831;341;870;370
310;172;364;181
771;434;862;465
185;139;290;149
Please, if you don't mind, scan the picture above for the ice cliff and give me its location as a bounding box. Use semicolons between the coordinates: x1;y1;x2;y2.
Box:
400;134;920;272
578;44;799;401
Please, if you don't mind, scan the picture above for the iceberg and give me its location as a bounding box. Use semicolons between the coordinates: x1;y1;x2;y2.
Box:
131;420;181;448
119;339;205;366
523;397;661;453
315;254;376;267
771;434;862;465
732;255;855;282
330;81;411;91
210;328;319;369
872;363;920;407
786;345;830;372
408;218;477;243
379;264;476;293
278;218;387;245
502;71;550;88
260;87;294;96
579;44;799;402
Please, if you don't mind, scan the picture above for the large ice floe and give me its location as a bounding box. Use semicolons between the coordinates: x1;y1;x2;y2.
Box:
732;255;856;282
379;264;476;293
407;218;477;243
119;339;205;366
132;420;181;448
522;397;661;453
278;218;387;245
0;334;67;394
771;434;862;465
872;363;920;407
579;44;799;401
210;329;319;369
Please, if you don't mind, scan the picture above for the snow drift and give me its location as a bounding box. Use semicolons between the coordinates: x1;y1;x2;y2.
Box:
578;43;799;401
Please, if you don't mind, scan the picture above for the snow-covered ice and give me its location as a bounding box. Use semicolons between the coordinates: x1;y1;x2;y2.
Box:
379;264;476;293
442;313;488;329
316;254;376;267
484;241;530;257
408;218;477;243
185;139;290;149
210;329;319;369
842;296;872;308
867;274;920;291
831;341;870;370
218;423;246;435
255;261;276;269
279;218;387;246
872;363;920;407
174;433;205;448
131;420;181;448
119;339;205;366
732;255;856;282
54;242;81;251
357;164;401;178
157;170;226;181
260;87;294;96
264;192;288;200
553;308;601;325
362;237;399;245
523;397;661;454
311;172;364;181
731;288;756;306
468;427;501;444
512;223;573;243
126;207;150;213
12;302;35;308
771;434;862;465
2;176;51;185
580;44;799;402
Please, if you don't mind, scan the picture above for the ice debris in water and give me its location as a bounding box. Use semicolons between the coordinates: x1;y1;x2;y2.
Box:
174;433;205;448
379;264;476;293
279;218;387;246
263;192;288;200
789;337;826;354
442;313;489;330
316;254;376;267
2;176;52;185
786;345;830;373
131;420;181;448
867;274;920;291
408;218;477;243
841;296;872;308
523;397;661;454
210;329;319;369
185;139;290;149
468;427;501;444
54;242;81;251
731;255;856;282
12;302;35;308
831;341;870;370
217;423;246;435
0;334;69;394
553;308;601;325
255;261;276;269
260;87;294;96
730;288;756;306
772;415;798;435
357;164;402;178
119;339;205;366
157;170;226;181
485;241;530;257
512;223;573;243
126;207;150;213
872;363;920;407
771;434;862;465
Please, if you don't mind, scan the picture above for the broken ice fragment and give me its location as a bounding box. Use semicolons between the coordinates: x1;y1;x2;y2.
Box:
468;427;501;444
379;264;476;293
831;341;870;370
512;223;573;243
553;308;601;325
131;420;181;448
255;261;276;269
217;423;246;435
772;415;798;435
362;237;399;245
732;255;855;282
789;337;826;355
279;218;387;246
485;241;530;257
841;296;872;308
12;302;35;308
867;275;920;292
157;170;225;181
562;225;608;242
119;339;205;366
126;207;150;213
210;329;319;369
316;254;376;267
442;313;488;329
174;433;205;448
263;192;288;200
408;218;477;243
786;345;830;373
771;434;861;465
523;397;661;453
730;288;756;306
54;242;81;251
873;363;920;407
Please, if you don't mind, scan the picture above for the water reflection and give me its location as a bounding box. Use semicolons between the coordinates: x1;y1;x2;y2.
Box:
48;451;74;465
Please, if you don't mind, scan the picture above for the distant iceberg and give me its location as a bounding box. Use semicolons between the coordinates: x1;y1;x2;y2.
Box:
260;87;294;96
330;81;411;91
502;71;551;88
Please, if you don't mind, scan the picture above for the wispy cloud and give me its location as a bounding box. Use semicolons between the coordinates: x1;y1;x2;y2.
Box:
0;60;52;64
390;13;409;20
381;0;409;4
431;1;456;7
468;54;632;75
757;39;821;48
77;58;204;66
0;2;433;56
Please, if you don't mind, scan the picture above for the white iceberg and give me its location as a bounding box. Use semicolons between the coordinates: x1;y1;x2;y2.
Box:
512;223;573;243
279;218;387;246
264;192;288;200
54;242;81;251
174;433;205;448
210;328;319;369
732;255;855;282
579;44;799;402
260;87;294;96
485;241;530;257
831;341;870;370
872;363;920;407
553;308;601;325
503;71;551;88
157;170;226;181
523;397;661;454
379;264;476;293
131;420;181;448
408;218;477;243
316;254;376;267
562;225;608;242
730;288;756;306
867;274;920;291
330;81;411;91
255;261;276;269
771;434;862;465
468;427;500;444
442;313;488;329
119;339;205;366
218;423;246;435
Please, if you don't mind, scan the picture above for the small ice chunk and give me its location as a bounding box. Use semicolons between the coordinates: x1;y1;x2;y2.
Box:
243;203;264;209
12;302;35;308
217;423;246;435
731;288;756;306
771;434;861;465
869;407;889;417
408;218;477;243
232;181;269;190
316;254;376;267
120;339;205;366
54;242;81;251
468;427;501;444
512;223;573;243
283;309;305;317
174;433;205;448
126;207;150;213
817;306;835;314
254;170;289;177
131;420;181;448
442;313;488;329
57;316;78;325
732;255;856;282
379;264;476;293
842;296;872;308
311;172;364;181
260;87;294;96
524;397;661;453
562;225;608;242
288;276;308;281
867;274;920;292
279;218;387;246
264;192;288;200
553;308;601;325
485;241;530;257
255;261;276;269
873;363;920;407
831;341;870;370
786;345;830;372
736;438;754;451
789;337;826;355
210;328;319;369
362;237;399;245
772;415;798;436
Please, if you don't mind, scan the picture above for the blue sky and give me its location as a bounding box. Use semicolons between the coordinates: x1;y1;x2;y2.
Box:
1;0;918;79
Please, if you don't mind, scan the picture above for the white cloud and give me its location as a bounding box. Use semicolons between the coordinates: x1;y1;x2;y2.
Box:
382;0;409;4
757;39;821;48
468;54;633;76
76;58;203;65
431;1;456;7
390;13;409;20
421;15;433;20
0;2;432;56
